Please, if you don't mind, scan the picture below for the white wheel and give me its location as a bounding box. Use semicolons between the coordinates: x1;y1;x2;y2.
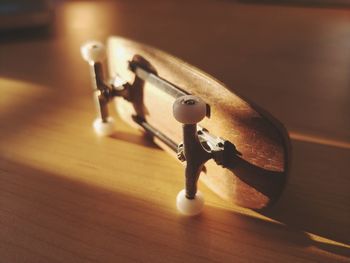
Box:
81;41;106;64
176;189;204;216
93;117;115;136
173;95;206;124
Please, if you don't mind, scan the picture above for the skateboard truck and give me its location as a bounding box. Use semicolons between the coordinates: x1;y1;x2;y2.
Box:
173;95;227;215
81;40;135;136
81;41;236;216
81;41;116;136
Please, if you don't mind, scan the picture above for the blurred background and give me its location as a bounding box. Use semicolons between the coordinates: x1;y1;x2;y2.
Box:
1;0;349;142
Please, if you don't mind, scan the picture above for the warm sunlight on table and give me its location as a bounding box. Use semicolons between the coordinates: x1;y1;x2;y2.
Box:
0;1;349;262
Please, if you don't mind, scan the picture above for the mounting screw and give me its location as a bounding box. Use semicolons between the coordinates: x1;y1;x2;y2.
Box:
177;144;186;162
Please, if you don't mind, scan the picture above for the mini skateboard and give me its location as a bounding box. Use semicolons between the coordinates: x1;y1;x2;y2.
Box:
81;37;290;216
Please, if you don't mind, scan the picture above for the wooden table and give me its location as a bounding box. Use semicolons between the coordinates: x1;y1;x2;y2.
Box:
0;1;349;262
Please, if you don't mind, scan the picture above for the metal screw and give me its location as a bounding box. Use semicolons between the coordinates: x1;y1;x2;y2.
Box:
177;150;186;162
183;99;196;105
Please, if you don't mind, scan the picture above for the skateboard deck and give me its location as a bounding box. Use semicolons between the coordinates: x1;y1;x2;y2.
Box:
106;37;290;210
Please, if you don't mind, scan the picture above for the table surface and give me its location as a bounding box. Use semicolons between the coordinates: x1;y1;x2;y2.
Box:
0;1;349;262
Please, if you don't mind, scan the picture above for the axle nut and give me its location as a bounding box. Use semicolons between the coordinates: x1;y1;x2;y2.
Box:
81;41;106;64
173;95;206;124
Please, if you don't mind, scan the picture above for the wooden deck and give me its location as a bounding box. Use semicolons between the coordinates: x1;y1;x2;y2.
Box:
0;1;349;262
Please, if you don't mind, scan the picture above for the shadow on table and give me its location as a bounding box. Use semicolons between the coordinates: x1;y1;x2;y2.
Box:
259;139;350;245
0;159;349;262
0;75;349;258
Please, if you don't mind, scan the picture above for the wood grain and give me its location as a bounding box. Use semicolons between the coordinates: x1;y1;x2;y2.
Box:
108;37;289;209
0;0;349;262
